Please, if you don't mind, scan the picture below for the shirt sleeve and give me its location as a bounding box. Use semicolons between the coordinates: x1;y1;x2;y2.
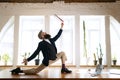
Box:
27;42;41;62
51;29;63;41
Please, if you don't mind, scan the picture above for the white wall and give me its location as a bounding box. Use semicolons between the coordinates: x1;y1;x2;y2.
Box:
0;1;120;31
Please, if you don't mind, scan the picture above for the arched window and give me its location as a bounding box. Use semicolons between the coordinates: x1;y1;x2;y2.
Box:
110;17;120;65
0;16;14;65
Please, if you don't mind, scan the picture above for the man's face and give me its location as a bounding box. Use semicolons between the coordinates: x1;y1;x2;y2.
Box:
41;32;51;39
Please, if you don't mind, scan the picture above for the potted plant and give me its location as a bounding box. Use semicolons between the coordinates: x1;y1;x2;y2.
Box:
112;55;117;66
35;53;40;65
2;53;10;65
93;53;97;65
22;52;30;65
83;21;88;65
96;44;103;65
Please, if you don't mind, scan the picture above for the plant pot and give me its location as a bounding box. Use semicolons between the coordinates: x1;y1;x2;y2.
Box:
24;62;27;65
35;59;40;65
4;61;7;65
23;59;27;65
99;58;102;65
113;60;117;66
94;60;97;65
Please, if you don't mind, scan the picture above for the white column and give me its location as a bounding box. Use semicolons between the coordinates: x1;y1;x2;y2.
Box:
45;15;50;33
13;15;19;68
105;16;111;68
75;15;80;68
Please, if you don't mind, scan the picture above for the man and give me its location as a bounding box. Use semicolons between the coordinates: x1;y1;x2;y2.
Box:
11;22;72;75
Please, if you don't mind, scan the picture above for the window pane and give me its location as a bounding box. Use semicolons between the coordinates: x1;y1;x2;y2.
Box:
0;17;14;65
80;16;106;65
50;15;75;65
18;16;45;65
110;17;120;65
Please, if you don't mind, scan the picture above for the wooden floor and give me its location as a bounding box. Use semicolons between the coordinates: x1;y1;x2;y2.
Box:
0;67;120;80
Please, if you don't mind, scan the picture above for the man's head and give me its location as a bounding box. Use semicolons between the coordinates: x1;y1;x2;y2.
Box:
38;30;51;39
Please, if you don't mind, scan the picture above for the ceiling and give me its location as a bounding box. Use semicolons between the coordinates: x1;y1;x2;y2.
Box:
0;0;116;3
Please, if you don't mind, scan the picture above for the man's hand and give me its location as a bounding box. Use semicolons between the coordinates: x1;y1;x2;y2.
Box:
61;22;64;29
22;59;28;64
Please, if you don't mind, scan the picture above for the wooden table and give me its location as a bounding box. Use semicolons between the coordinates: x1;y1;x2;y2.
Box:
0;67;120;80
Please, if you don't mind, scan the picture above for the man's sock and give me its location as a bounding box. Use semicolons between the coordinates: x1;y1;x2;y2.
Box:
62;64;66;69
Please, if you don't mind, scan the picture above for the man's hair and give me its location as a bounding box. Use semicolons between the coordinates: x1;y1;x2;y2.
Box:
38;30;42;39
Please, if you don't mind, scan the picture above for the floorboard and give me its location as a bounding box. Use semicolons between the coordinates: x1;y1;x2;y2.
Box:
0;67;120;80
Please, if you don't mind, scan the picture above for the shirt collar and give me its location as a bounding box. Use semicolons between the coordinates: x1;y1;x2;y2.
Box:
44;39;51;44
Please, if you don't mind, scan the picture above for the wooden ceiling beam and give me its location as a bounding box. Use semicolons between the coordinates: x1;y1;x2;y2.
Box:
64;0;116;3
0;0;116;3
0;0;54;3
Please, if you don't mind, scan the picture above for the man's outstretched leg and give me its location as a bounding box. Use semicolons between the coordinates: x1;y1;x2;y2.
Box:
11;64;46;75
